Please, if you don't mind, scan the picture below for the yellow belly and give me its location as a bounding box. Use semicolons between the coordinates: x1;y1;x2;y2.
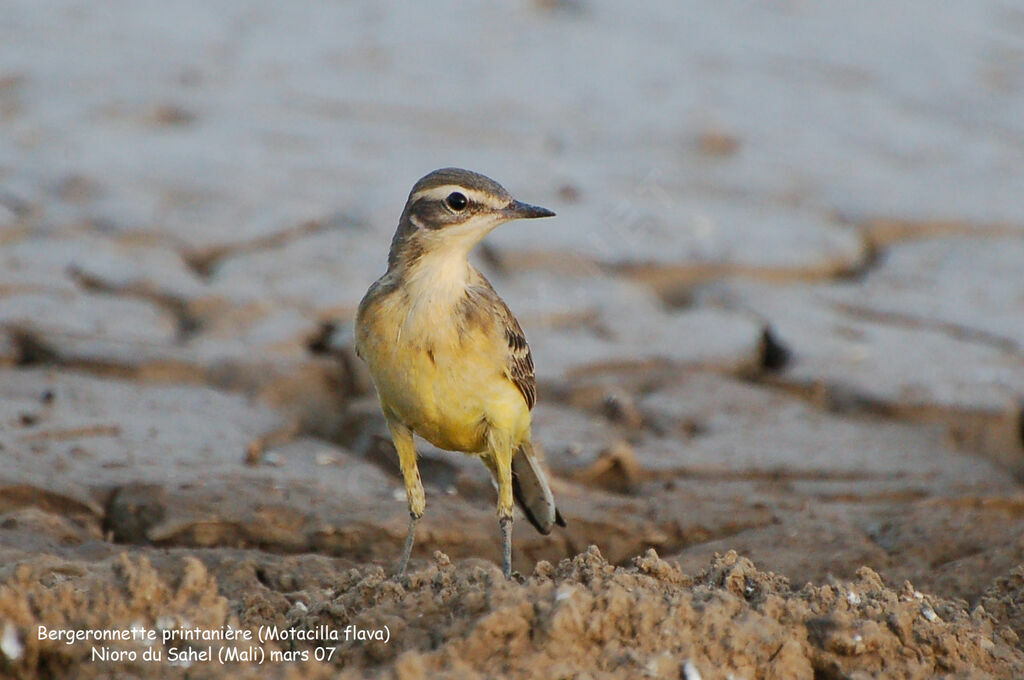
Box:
357;303;530;453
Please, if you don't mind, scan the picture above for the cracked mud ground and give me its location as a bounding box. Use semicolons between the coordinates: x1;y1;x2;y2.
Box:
2;2;1024;679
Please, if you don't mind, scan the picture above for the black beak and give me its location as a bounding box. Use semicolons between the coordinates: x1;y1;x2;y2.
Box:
504;200;556;219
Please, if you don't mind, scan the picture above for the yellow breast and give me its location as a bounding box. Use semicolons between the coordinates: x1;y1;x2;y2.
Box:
356;269;530;453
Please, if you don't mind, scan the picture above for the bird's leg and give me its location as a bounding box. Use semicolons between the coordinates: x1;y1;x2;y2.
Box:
488;429;516;580
500;515;513;580
387;417;424;578
398;513;419;578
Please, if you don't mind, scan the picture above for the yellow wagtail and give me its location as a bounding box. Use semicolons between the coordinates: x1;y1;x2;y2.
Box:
355;167;565;579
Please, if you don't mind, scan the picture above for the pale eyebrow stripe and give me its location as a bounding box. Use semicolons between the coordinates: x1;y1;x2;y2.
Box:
410;185;507;209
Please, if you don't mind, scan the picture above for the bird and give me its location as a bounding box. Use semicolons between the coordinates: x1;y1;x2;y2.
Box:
355;167;566;580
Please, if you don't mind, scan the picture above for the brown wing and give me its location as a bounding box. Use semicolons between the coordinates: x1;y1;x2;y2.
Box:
503;311;536;410
463;274;537;411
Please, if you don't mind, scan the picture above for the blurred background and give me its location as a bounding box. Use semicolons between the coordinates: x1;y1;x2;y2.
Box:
2;0;1024;614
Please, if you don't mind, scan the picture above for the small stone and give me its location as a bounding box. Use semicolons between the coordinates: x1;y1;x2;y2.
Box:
696;130;741;157
1;622;23;661
682;659;703;680
315;451;337;466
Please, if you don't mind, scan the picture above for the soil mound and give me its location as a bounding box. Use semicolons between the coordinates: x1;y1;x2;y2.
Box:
2;546;1021;679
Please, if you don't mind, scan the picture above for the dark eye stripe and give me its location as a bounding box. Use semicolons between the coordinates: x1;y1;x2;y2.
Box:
407;194;490;230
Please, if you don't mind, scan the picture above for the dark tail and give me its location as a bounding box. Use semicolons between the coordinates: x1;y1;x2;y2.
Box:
511;442;567;535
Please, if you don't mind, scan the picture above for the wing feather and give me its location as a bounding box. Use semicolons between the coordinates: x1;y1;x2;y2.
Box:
503;312;536;410
463;277;537;411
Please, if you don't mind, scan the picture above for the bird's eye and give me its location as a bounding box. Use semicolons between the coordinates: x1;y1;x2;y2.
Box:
445;192;468;211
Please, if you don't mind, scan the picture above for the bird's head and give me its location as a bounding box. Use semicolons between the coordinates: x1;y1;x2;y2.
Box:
388;168;554;269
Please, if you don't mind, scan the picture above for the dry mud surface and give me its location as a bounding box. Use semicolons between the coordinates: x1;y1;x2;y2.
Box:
4;1;1024;678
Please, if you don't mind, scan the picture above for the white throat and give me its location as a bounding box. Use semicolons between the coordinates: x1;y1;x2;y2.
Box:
405;241;475;304
404;215;503;293
395;212;508;338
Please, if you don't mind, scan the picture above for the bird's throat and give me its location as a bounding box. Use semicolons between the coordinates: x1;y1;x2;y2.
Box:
400;246;477;329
